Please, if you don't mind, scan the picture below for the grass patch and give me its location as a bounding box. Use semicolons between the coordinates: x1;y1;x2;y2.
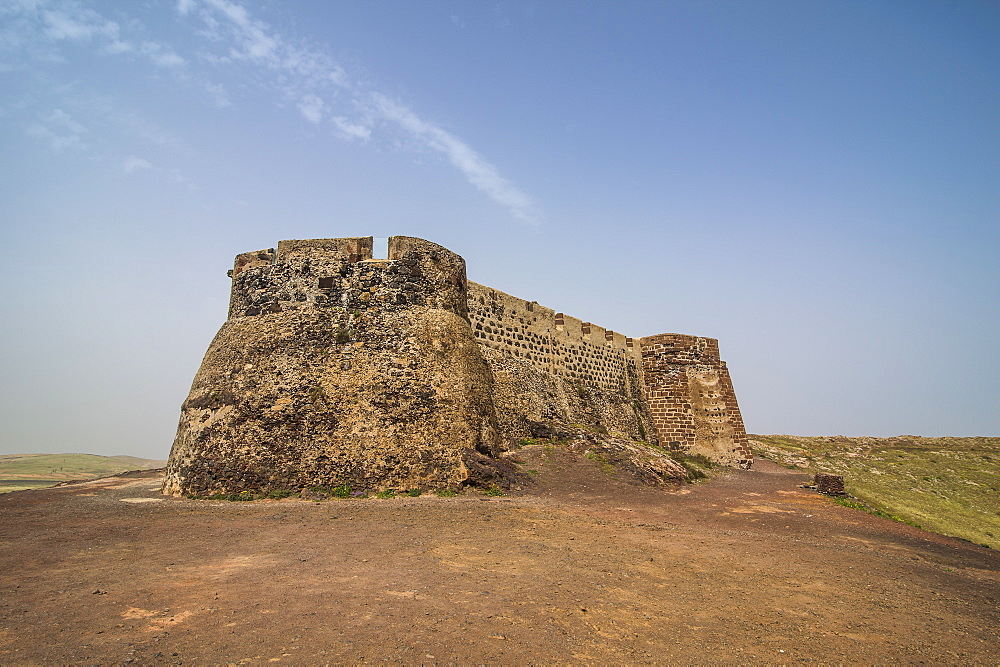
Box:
585;451;615;476
0;453;166;494
330;484;353;498
436;489;459;497
750;435;1000;549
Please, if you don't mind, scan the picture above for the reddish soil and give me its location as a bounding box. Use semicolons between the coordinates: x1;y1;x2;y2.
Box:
1;449;997;664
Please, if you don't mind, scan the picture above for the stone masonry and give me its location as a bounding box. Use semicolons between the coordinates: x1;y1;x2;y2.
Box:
163;236;751;497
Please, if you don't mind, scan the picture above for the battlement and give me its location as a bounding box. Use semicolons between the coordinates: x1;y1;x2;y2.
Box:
227;236;468;320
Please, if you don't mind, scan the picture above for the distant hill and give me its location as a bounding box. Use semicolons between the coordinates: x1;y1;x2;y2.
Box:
0;453;166;493
749;435;1000;549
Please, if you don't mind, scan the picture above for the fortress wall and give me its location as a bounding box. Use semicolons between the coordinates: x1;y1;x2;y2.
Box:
466;281;653;443
167;235;751;497
717;363;752;466
467;282;644;397
639;333;752;467
164;236;501;496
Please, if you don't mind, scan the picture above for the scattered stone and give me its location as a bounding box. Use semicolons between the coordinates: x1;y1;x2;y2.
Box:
815;472;846;495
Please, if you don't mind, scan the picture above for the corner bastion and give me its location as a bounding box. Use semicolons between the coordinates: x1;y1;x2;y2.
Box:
163;236;751;497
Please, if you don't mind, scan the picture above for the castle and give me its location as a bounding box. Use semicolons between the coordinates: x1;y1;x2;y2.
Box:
163;236;751;496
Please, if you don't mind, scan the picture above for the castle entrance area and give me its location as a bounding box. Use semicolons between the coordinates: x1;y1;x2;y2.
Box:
1;459;996;663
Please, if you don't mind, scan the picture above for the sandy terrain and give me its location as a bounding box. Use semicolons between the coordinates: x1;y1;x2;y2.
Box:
1;449;997;664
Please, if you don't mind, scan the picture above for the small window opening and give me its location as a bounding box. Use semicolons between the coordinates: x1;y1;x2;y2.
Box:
318;277;334;289
373;237;389;259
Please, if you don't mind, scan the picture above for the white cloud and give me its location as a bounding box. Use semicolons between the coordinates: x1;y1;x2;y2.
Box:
176;0;538;223
27;108;88;152
12;0;539;223
204;81;231;108
122;156;153;173
41;7;119;42
298;94;324;124
104;40;133;54
201;0;278;64
46;108;86;135
140;41;185;68
369;94;537;223
332;116;371;141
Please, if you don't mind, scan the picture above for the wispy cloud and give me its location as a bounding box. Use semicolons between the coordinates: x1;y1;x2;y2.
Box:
10;0;185;71
122;156;153;173
7;0;538;222
203;81;231;108
297;94;324;124
369;93;536;223
27;108;87;152
41;6;119;42
332;116;371;142
179;0;538;223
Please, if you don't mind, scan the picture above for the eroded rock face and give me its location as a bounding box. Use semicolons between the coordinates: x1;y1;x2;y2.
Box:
163;237;502;496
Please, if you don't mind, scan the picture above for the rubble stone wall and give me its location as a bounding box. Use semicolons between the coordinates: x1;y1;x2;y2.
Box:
163;237;501;497
164;236;752;497
467;283;653;442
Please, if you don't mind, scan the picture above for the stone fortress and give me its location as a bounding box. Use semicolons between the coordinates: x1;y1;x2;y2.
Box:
163;236;752;496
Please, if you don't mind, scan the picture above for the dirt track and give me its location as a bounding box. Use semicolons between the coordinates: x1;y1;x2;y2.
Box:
1;452;997;664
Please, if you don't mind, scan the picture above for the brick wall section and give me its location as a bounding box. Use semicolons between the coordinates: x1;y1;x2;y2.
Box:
639;334;700;451
639;334;752;468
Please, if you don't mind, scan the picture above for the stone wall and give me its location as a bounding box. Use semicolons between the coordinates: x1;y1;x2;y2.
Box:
468;283;644;396
164;235;752;497
163;237;502;497
639;334;752;467
467;283;652;443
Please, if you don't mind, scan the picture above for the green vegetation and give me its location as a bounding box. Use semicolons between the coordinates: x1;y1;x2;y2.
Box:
750;435;1000;549
186;491;262;501
405;488;422;497
335;324;355;344
436;488;459;497
483;485;504;497
330;484;353;498
375;489;396;499
640;443;717;482
0;453;166;493
585;450;615;476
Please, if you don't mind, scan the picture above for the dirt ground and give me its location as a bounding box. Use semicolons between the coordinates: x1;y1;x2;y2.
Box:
1;448;997;665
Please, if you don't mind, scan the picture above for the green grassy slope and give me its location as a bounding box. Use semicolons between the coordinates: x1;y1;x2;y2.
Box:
749;435;1000;549
0;453;166;493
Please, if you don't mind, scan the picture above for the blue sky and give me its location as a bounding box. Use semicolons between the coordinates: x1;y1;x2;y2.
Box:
1;0;997;458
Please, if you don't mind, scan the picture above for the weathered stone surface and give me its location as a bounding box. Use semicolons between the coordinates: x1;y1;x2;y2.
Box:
164;235;752;497
164;237;500;496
